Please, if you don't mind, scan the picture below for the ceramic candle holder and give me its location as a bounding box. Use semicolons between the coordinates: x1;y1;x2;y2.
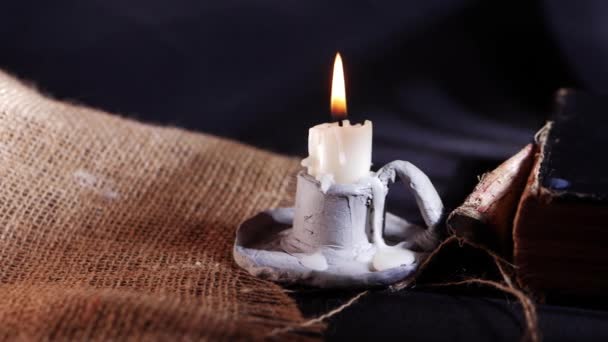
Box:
234;160;444;288
284;172;375;258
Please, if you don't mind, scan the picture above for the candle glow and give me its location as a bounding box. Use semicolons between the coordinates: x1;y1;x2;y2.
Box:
331;52;347;119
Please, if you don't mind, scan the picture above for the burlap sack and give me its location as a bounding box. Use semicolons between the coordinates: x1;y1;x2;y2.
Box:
0;70;318;340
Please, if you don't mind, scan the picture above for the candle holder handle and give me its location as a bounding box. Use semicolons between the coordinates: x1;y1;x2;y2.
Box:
375;160;444;249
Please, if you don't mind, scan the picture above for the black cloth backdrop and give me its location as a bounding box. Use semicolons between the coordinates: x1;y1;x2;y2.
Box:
2;0;608;340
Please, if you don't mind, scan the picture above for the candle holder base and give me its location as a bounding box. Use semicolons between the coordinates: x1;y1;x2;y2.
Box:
234;207;431;288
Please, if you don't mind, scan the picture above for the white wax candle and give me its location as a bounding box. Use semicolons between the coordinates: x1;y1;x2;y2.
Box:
302;119;372;184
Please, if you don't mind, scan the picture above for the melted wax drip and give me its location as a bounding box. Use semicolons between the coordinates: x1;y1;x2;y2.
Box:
368;176;416;271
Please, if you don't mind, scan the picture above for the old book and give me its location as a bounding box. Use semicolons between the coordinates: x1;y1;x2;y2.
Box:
449;89;608;297
513;90;608;297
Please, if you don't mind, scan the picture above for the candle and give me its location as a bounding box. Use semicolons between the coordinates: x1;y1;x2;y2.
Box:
302;53;373;184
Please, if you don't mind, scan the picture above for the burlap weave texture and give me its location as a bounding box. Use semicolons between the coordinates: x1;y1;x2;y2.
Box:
0;70;314;340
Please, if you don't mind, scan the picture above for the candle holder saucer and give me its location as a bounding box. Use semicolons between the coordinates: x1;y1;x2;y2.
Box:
234;208;436;288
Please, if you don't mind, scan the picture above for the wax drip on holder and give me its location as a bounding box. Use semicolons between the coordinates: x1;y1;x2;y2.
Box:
233;53;444;288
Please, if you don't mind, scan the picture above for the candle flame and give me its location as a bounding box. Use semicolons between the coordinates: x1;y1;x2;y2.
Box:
331;52;347;119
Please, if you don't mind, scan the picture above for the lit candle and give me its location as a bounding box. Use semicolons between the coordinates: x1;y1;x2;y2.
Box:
302;53;373;184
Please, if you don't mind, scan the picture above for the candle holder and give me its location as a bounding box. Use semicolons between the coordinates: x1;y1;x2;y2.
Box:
233;160;444;288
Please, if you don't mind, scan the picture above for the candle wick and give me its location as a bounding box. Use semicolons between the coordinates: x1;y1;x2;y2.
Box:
338;120;343;127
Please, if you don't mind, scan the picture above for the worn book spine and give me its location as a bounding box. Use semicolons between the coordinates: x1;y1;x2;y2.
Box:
447;143;535;257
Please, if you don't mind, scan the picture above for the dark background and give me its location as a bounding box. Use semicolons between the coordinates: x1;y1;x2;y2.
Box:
2;0;608;340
